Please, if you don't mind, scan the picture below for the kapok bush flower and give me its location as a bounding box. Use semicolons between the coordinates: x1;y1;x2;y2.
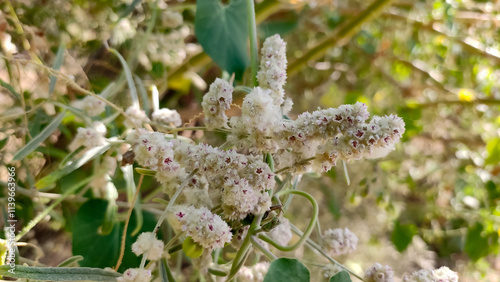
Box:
167;205;232;250
117;268;151;282
402;266;458;282
323;227;359;256
131;232;164;260
201;78;233;130
365;263;395;282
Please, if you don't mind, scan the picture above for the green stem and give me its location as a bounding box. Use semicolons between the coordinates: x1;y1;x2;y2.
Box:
287;0;395;76
258;190;318;252
228;214;263;280
247;0;259;86
250;236;277;260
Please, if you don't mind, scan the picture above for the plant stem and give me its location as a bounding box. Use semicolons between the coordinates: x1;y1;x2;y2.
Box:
115;174;145;271
287;0;395;76
247;0;259;86
258;190;318;252
228;214;263;280
250;236;278;260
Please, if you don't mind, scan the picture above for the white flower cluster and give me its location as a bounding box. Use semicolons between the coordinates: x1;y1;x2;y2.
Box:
201;78;233;130
234;262;269;282
117;268;151;282
402;266;458;282
323;228;358;256
127;129;275;220
70;122;107;150
73;96;106;117
124;106;150;128
131;232;164;260
365;263;395;282
168;205;232;250
229;87;283;152
152;108;182;127
200;34;405;172
257;34;287;106
162;11;183;29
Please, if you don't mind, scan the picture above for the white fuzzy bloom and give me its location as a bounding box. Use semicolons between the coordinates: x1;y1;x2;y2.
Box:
323;228;358;256
229;87;283;152
403;266;458;282
152;108;182;127
71;122;107;149
73;96;106;117
365;263;395;282
111;19;136;46
315;113;405;172
131;232;164;260
124;106;150;128
168;205;232;250
117;268;151;282
257;34;287;106
202;78;233;130
162;11;183;28
268;218;293;246
235;262;269;282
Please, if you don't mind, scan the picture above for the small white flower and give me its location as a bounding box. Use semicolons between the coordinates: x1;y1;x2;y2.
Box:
124;106;150;128
162;11;183;28
236;262;269;282
73;96;106;117
131;232;164;260
70;122;107;150
202;78;233;130
323;228;358;256
403;266;458;282
117;268;151;282
365;263;395;282
168;205;232;250
257;34;287;106
152;108;182;127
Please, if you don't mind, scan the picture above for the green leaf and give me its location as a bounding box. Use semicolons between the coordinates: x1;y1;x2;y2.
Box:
73;199;159;272
49;43;66;95
264;258;310;282
485;137;500;165
391;221;417;252
108;48;139;107
12;112;66;162
72;199;120;269
195;0;249;79
464;223;497;261
35;144;111;189
0;78;21;101
329;271;352;282
0;265;120;281
0;136;9;151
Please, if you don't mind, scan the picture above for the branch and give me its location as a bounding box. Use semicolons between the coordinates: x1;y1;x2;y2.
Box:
287;0;397;76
